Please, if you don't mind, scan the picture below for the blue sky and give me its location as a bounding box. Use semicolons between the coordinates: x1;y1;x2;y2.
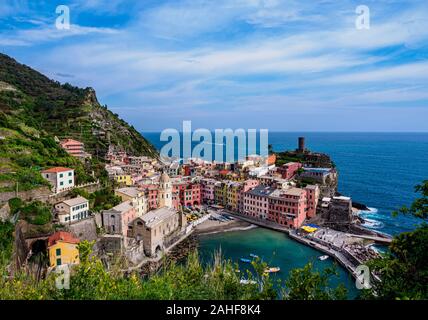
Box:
1;0;428;132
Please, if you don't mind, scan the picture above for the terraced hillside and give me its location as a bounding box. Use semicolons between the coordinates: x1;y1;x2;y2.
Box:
0;53;157;192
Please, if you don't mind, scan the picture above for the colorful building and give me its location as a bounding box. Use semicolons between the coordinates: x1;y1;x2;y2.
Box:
266;154;276;166
60;139;90;159
241;184;312;229
226;182;241;211
180;183;201;207
241;185;272;220
200;178;216;204
277;162;302;180
114;175;133;186
214;181;228;207
115;187;149;217
102;201;137;237
268;188;308;228
48;231;80;268
305;185;320;218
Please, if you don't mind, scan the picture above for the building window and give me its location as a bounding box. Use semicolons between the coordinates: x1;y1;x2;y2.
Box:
56;258;62;266
69;180;72;184
60;181;64;186
59;173;63;178
69;172;72;176
56;248;61;256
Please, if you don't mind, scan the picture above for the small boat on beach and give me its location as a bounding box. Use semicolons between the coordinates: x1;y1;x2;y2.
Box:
264;267;280;273
318;255;329;261
240;258;252;263
249;253;259;259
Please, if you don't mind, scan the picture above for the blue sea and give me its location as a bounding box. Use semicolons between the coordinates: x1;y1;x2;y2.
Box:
144;131;427;236
144;131;427;298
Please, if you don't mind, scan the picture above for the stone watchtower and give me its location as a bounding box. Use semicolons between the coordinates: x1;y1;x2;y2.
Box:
297;137;306;153
159;171;172;208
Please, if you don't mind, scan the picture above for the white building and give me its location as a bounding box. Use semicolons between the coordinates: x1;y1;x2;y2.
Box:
55;196;89;224
41;167;75;193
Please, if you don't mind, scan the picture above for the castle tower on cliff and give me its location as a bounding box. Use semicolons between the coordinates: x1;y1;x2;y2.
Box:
297;137;306;153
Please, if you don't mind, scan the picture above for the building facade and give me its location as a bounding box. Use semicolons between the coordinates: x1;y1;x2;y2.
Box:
139;207;186;256
102;201;137;237
305;185;320;218
60;139;90;159
55;196;89;224
41;167;75;193
277;162;302;180
48;231;80;268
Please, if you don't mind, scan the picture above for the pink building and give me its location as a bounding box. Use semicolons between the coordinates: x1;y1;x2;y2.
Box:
60;139;90;159
277;162;302;180
268;188;308;228
242;179;259;192
237;179;259;212
180;183;201;207
102;201;137;237
241;184;310;229
139;185;159;210
242;185;271;220
200;178;217;204
304;185;320;218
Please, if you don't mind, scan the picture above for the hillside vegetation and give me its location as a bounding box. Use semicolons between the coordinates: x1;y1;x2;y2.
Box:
0;53;157;192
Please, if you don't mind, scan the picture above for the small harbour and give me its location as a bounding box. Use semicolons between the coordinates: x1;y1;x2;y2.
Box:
197;227;360;299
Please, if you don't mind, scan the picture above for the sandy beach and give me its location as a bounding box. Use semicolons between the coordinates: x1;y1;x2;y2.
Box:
194;217;257;235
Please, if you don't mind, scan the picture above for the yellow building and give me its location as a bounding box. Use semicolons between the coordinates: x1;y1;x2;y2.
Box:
48;231;80;268
226;182;241;211
114;175;133;186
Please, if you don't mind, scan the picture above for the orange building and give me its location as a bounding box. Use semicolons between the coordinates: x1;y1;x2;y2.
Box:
266;154;276;165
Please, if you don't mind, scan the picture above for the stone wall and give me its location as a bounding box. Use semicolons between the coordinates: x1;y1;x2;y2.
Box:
0;182;101;206
0;186;51;203
0;202;10;221
67;217;98;241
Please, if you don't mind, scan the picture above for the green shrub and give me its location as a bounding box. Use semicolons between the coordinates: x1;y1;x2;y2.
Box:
20;201;52;225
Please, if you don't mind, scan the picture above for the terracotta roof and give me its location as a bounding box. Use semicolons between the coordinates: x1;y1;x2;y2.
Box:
42;167;73;173
61;139;83;145
48;231;80;247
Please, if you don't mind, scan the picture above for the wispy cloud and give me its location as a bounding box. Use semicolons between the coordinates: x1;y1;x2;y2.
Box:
1;0;428;131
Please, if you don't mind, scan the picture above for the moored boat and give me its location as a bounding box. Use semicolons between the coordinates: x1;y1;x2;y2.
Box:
318;255;329;261
249;253;259;259
264;267;280;273
240;258;251;263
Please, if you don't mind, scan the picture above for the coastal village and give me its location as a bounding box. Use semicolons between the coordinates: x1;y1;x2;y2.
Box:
2;135;389;281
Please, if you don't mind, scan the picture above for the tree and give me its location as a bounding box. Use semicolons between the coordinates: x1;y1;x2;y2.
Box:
364;180;428;299
282;262;347;300
394;180;428;219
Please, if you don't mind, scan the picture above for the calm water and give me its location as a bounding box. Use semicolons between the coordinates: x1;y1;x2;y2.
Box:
197;228;359;299
144;132;428;298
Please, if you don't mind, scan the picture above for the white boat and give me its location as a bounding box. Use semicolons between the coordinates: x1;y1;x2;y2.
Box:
318;255;329;261
264;267;280;273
